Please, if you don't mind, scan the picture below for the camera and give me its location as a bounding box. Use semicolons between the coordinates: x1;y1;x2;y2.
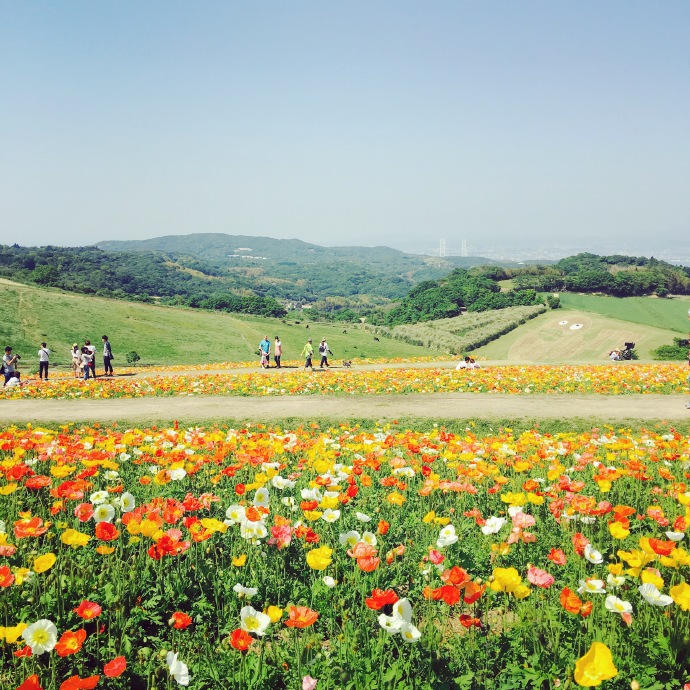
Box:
15;354;21;360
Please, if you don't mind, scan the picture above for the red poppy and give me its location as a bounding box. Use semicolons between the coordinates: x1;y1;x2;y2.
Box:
25;475;52;490
74;503;94;522
462;582;485;604
459;614;481;628
103;656;126;678
14;646;32;658
73;600;102;620
0;565;15;588
59;675;100;690
441;566;470;586
357;556;380;572
365;588;399;610
170;612;193;630
16;674;42;690
547;548;567;565
284;605;319;628
230;628;252;651
94;522;119;541
571;532;589;557
648;538;675;556
55;629;87;657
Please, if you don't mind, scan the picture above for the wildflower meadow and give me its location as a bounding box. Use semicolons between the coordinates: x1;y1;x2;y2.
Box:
1;420;690;689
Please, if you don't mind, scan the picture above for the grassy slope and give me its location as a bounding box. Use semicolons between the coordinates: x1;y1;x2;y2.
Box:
557;293;690;332
473;306;684;362
0;280;429;368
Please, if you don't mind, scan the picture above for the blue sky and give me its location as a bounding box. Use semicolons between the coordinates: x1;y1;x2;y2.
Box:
1;1;689;253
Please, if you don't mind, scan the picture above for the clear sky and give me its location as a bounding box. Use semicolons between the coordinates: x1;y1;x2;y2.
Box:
1;1;689;253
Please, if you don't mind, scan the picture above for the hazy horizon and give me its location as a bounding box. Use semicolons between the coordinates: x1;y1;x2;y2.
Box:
2;2;689;252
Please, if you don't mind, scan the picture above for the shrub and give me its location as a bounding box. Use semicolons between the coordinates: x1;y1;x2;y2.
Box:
126;351;141;366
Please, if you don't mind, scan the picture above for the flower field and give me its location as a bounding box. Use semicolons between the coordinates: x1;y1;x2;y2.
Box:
2;364;689;401
1;422;690;689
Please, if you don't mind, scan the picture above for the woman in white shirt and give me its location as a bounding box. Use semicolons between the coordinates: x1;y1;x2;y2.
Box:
80;347;93;380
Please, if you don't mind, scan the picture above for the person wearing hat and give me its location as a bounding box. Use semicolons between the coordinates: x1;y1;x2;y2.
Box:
301;338;314;369
71;344;82;379
318;338;332;368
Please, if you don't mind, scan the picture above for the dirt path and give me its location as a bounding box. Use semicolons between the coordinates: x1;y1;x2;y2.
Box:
1;393;688;425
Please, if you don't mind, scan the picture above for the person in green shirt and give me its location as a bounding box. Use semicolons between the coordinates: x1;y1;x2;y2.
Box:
301;339;314;369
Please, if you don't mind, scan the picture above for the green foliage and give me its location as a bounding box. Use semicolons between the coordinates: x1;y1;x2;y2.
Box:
0;244;287;318
545;294;561;309
652;337;690;361
511;252;690;297
126;351;141;365
386;269;542;326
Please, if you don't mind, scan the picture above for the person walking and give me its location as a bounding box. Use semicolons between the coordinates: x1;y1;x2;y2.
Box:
102;335;114;376
3;346;18;386
71;344;81;379
319;338;332;368
38;342;50;380
274;336;282;368
301;338;314;369
259;335;271;369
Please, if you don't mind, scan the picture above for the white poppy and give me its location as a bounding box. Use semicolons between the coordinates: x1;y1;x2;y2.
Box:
166;651;190;686
240;606;271;636
605;595;632;615
22;619;58;655
638;583;673;606
481;517;506;535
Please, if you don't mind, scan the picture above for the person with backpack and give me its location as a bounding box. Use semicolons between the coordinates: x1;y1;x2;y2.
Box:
319;338;332;368
102;335;114;376
38;342;51;380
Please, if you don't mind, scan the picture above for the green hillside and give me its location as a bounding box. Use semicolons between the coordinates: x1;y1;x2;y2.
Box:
0;279;429;370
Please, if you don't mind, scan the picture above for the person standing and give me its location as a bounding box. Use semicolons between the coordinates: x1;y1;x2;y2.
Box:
71;344;81;379
319;338;331;368
102;335;114;376
80;346;93;380
259;335;271;368
84;340;97;378
274;336;282;368
3;346;18;386
301;338;314;369
38;342;50;380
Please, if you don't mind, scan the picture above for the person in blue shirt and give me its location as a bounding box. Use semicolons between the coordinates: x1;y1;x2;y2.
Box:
259;336;271;368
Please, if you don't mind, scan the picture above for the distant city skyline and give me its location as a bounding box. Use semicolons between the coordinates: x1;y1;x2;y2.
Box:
1;2;689;251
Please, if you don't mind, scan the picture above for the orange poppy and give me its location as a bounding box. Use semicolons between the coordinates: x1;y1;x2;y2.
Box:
284;605;319;628
55;629;87;657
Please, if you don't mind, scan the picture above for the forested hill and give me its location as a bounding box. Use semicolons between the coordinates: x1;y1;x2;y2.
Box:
0;241;498;313
511;253;690;296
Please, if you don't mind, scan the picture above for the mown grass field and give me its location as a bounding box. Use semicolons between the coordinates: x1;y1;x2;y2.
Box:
557;293;690;332
473;308;684;362
0;280;429;370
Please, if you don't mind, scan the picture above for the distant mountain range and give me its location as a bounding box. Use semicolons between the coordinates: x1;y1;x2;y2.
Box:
95;233;522;302
97;233;500;267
